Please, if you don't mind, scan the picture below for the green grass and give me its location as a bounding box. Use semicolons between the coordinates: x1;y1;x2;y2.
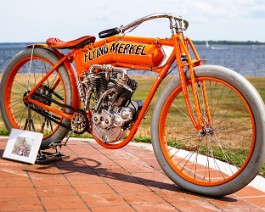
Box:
134;135;265;177
0;129;9;136
129;76;265;177
133;136;152;143
0;75;265;177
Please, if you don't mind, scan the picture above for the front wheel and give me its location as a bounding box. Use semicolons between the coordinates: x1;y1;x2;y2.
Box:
151;65;265;196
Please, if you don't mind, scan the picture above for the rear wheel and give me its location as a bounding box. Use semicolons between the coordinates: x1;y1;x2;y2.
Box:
0;47;73;149
151;65;265;196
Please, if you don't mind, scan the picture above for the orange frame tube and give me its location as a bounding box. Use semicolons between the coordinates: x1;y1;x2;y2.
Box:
25;48;79;121
175;35;212;129
27;56;68;97
29;99;72;120
26;33;211;148
94;53;176;149
93;34;210;149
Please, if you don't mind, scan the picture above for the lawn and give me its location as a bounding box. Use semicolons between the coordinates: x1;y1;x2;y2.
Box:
0;73;264;176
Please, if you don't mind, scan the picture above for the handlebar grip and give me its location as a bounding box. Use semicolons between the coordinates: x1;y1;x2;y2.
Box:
98;27;119;38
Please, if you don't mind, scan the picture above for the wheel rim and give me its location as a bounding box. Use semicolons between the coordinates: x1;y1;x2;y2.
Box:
3;56;67;139
159;77;255;186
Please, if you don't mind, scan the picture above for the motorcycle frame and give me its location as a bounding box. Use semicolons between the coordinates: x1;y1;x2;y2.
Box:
26;18;211;149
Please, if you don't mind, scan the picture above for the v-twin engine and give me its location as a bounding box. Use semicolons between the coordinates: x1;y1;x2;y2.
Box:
82;64;143;143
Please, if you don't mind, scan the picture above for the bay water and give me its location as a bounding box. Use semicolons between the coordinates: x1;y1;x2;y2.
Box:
0;43;264;76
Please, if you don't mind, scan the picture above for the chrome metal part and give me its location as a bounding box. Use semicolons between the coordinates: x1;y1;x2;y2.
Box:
118;13;189;34
92;106;135;143
82;64;141;143
71;111;88;134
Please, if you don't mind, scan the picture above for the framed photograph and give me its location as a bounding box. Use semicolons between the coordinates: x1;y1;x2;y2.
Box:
3;129;43;164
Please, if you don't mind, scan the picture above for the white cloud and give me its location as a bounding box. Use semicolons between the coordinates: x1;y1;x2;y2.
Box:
0;0;264;42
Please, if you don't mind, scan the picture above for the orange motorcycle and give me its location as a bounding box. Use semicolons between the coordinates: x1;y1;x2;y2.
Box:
1;13;265;196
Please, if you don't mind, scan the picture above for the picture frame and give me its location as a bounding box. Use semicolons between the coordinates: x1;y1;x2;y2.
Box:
2;129;43;164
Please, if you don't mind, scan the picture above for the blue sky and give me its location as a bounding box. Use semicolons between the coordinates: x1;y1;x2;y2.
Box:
0;0;264;42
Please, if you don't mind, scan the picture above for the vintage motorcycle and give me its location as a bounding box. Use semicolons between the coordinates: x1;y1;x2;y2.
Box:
1;13;265;196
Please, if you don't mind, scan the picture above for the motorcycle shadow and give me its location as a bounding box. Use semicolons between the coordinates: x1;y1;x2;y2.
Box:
24;156;237;202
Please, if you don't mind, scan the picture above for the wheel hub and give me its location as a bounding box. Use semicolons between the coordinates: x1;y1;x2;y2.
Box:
198;126;214;137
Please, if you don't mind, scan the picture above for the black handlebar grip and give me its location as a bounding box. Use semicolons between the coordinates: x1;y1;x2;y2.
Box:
98;27;119;38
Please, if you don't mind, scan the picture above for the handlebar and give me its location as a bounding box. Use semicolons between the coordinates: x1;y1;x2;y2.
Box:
98;27;120;39
98;13;189;38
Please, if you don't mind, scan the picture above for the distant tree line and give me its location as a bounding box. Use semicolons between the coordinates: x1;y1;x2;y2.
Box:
193;40;265;45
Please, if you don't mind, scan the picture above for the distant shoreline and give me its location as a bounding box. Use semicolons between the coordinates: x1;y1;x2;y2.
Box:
193;40;265;45
0;40;264;46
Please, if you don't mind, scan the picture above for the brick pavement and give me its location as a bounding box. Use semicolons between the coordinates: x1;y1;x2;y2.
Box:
0;137;265;211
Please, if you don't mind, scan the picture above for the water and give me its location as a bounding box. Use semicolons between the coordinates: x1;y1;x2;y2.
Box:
197;45;265;76
0;43;265;76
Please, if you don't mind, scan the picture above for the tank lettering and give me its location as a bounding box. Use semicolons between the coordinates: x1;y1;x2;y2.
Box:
135;45;147;55
84;50;95;62
89;51;94;60
123;44;131;54
97;46;105;57
84;54;88;62
84;42;147;62
92;49;97;59
128;44;137;54
118;43;125;54
110;43;120;52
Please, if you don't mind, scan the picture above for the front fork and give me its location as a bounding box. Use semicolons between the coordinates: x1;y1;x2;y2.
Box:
173;34;212;130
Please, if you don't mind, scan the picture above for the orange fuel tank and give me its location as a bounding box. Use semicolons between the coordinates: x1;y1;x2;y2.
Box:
74;41;164;76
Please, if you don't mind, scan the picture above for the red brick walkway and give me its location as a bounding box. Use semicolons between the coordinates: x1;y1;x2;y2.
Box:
0;137;265;211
